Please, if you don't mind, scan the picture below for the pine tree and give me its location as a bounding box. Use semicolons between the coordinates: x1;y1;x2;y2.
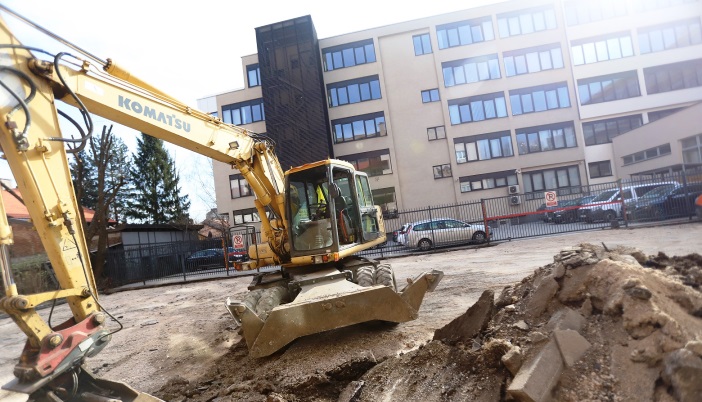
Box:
128;133;191;224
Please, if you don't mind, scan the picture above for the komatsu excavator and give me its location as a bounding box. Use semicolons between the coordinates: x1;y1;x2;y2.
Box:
0;5;443;402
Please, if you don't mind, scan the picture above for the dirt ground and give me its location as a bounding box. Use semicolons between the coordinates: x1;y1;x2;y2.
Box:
1;223;701;401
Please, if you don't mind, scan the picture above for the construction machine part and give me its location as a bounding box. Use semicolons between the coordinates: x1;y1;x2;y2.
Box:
226;268;443;358
10;366;162;402
355;265;375;287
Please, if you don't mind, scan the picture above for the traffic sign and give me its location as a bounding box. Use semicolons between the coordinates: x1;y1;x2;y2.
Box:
232;234;245;249
545;191;558;207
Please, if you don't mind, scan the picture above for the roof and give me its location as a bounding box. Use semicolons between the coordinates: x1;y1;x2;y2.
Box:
2;188;105;223
113;223;203;232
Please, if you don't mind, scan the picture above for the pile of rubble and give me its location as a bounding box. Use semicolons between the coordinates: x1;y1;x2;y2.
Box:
340;243;702;402
156;243;702;402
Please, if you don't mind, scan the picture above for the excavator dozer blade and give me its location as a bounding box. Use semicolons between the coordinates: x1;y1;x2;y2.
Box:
226;269;443;358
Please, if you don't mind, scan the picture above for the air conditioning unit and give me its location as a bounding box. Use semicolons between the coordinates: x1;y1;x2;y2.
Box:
508;185;520;194
510;195;521;205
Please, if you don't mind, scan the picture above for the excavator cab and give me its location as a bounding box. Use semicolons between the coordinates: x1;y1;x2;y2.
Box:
287;160;382;256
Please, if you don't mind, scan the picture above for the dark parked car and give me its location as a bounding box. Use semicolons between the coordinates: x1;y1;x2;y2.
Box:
632;183;702;220
551;195;597;224
186;248;225;270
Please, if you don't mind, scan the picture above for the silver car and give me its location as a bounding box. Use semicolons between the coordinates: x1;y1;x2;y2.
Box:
403;218;489;251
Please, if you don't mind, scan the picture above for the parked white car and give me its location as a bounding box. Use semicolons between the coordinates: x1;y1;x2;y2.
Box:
403;218;489;251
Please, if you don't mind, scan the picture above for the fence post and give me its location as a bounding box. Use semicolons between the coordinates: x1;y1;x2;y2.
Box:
428;204;434;247
681;166;692;220
480;199;490;244
617;179;628;228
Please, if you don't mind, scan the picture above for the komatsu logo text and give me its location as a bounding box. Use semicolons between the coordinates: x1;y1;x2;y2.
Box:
118;95;191;133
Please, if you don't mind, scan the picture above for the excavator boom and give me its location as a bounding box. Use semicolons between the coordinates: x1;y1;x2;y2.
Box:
0;5;442;400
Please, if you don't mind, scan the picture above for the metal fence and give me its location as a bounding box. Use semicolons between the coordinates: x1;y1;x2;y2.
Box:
103;169;702;288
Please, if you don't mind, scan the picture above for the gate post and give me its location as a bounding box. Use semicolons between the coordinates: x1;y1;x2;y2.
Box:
481;199;490;243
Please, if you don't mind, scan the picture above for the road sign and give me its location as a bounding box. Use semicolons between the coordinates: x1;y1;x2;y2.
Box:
232;234;244;249
545;191;558;207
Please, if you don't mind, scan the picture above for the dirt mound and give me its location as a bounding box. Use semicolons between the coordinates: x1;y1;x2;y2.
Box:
154;243;702;402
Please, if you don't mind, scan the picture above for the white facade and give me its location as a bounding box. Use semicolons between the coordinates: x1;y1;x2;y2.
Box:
200;0;702;226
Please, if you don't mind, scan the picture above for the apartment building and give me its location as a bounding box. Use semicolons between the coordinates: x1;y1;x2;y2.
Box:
197;0;702;226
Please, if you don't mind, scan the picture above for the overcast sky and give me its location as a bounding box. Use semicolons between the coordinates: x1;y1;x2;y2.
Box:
0;0;505;221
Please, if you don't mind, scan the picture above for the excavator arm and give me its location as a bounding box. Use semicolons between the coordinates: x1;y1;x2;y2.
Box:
0;5;444;400
0;5;286;400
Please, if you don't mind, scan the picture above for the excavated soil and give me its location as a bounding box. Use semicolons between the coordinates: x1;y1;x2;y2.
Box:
1;225;702;402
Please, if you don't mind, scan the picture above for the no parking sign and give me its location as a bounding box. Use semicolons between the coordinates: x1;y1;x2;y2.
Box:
232;234;245;249
545;191;558;207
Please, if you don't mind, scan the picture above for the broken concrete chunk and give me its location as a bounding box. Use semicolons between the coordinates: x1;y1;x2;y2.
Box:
338;380;365;402
661;348;702;402
530;332;548;344
526;276;559;318
501;346;524;376
513;320;530;331
552;263;566;279
545;308;586;334
433;289;494;345
553;329;591;367
684;340;702;358
625;286;652;300
504;304;517;312
507;340;564;402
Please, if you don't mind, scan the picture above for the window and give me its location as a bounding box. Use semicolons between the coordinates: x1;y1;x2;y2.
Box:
648;108;684;122
433;164;452;179
421;89;440;103
332;111;386;144
681;133;702;164
509;82;570;115
622;143;672;165
229;174;251;199
632;0;699;13
437;17;494;49
327;75;381;107
588;161;613;179
504;44;563;77
427;126;446;141
371;187;397;214
638;18;701;54
644;59;702;95
459;170;518;193
571;33;634;65
413;33;432;55
338;149;392;177
443;54;500;87
222;99;265;125
454;131;513;163
582;115;643;146
497;6;557;38
515;121;577;155
523;165;581;198
322;39;376;71
564;0;627;26
577;71;640;105
247;64;261;87
232;208;260;224
448;92;507;125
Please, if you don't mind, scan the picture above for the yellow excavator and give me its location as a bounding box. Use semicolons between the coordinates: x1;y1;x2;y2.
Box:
0;5;442;401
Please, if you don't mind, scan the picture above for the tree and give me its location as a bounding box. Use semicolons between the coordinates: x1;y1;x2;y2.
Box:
127;133;191;224
70;125;131;282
